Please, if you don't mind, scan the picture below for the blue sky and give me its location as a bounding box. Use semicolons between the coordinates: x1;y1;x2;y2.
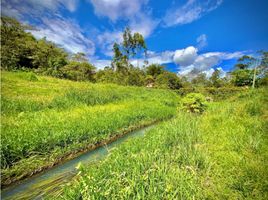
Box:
2;0;268;76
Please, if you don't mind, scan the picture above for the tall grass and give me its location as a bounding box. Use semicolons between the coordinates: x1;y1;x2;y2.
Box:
58;88;268;199
1;71;178;184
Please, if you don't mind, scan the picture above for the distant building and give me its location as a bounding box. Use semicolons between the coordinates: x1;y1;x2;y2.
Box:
146;82;154;88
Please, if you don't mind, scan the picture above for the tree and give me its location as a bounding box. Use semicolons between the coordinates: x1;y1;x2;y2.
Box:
146;64;164;78
112;27;147;70
61;61;96;81
235;55;255;70
155;71;182;89
231;54;261;87
258;51;268;86
71;52;88;63
0;16;68;73
126;66;145;86
1;16;36;70
112;42;128;73
32;38;67;71
209;69;222;88
191;73;209;87
231;69;254;86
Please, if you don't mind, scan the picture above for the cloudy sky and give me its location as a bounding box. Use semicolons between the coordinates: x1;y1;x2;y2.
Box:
2;0;268;76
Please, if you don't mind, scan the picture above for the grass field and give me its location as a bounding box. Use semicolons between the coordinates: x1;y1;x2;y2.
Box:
0;71;178;185
58;88;268;199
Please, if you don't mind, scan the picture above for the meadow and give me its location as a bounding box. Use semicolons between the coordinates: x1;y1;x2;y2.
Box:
1;71;178;185
58;88;268;199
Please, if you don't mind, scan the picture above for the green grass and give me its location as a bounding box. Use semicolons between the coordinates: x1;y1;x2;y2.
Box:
58;88;268;199
1;71;178;184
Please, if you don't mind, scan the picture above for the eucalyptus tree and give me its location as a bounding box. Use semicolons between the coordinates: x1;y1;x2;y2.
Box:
209;69;222;88
235;55;255;70
112;27;147;72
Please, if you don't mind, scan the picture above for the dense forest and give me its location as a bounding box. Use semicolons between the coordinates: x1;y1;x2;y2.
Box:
1;16;267;89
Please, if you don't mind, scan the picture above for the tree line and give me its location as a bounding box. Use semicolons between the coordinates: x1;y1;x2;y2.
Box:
1;16;267;89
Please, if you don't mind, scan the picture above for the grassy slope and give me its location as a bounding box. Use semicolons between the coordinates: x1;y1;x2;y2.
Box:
1;71;178;184
59;89;268;199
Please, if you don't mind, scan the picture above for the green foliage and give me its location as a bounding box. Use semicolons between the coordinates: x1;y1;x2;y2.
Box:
60;89;267;199
32;39;68;70
235;55;255;69
231;69;254;86
156;71;182;89
61;61;96;81
146;64;164;78
204;87;246;100
0;16;68;72
71;52;88;63
112;27;147;71
0;16;36;70
191;73;209;87
95;66;146;86
209;69;222;87
181;93;207;113
1;71;178;182
26;72;38;81
125;66;145;86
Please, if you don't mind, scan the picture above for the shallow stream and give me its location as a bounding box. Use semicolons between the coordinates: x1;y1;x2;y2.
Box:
1;125;153;199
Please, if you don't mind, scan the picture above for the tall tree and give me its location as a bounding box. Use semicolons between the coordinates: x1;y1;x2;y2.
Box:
235;55;255;69
0;16;68;72
112;27;147;70
209;69;222;88
1;16;36;70
112;42;127;72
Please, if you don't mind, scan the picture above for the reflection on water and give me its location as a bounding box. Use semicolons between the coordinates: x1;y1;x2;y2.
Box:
1;125;153;200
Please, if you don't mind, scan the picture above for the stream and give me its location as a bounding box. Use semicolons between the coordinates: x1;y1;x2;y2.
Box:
1;125;154;200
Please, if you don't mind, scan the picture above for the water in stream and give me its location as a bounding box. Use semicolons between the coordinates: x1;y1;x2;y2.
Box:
1;125;153;200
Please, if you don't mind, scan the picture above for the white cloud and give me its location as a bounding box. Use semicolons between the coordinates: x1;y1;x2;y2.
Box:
97;31;123;57
146;51;174;65
173;46;244;76
173;46;198;66
163;0;223;27
2;0;95;56
97;13;158;57
2;0;79;18
193;53;220;71
196;34;207;50
129;50;174;67
203;67;226;78
89;0;147;21
30;18;95;55
90;0;157;57
91;59;111;69
129;13;159;38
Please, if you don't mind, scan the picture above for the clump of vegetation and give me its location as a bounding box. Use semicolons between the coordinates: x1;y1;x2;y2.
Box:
181;93;208;113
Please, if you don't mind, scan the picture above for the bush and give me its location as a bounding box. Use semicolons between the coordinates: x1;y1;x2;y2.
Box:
181;93;207;113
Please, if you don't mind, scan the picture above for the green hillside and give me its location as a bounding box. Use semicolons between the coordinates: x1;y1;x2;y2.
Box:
1;71;178;185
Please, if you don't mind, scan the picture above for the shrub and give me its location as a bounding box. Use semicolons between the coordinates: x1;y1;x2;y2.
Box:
181;93;207;113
